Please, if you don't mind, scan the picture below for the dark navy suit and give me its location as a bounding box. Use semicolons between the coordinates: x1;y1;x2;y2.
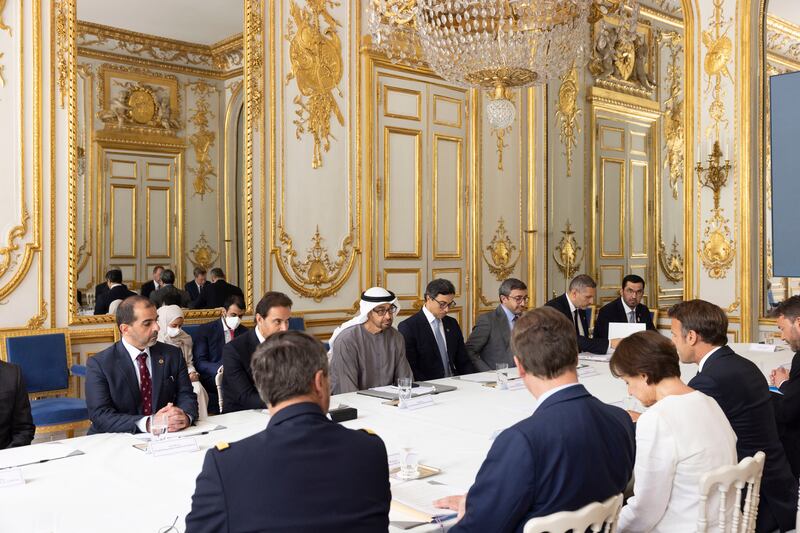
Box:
775;351;800;477
221;329;266;412
398;310;474;381
451;384;635;533
85;341;198;434
0;361;34;449
184;281;204;303
93;284;136;315
194;319;248;414
689;345;797;532
185;402;391;533
592;297;655;339
545;294;609;354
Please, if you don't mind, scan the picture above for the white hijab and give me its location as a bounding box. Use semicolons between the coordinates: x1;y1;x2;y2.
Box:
327;287;400;355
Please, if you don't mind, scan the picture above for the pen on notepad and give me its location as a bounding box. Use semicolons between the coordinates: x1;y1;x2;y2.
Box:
431;513;458;523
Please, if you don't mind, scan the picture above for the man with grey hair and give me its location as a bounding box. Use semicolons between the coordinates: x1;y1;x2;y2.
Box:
465;278;528;371
545;274;620;354
186;331;391;532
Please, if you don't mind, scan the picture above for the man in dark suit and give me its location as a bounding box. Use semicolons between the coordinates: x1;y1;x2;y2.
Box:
593;274;656;339
186;330;390;532
399;278;473;381
0;360;35;449
466;278;528;371
768;295;800;478
149;269;191;308
545;274;620;354
434;307;635;530
85;295;198;434
190;267;244;309
140;265;164;300
93;269;136;315
194;295;248;414
184;266;207;304
670;299;797;532
222;291;292;412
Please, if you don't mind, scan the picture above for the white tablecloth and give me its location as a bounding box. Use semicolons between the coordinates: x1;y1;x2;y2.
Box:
0;343;792;533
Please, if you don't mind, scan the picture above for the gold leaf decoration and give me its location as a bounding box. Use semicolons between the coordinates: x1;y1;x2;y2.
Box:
702;0;732;140
555;67;581;177
286;0;344;169
26;300;48;330
658;237;684;283
245;0;264;131
187;232;218;271
482;218;519;281
553;220;583;281
493;126;510;171
55;0;71;108
658;31;684;200
0;208;29;279
188;81;217;198
697;141;735;279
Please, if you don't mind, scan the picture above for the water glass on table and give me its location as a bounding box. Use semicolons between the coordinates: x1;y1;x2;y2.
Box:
399;444;420;479
496;363;509;389
397;377;413;409
150;413;168;441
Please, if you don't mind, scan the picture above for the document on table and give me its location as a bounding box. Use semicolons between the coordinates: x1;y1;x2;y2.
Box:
577;366;600;378
579;352;611;362
608;322;646;339
0;441;84;470
369;385;436;397
391;479;463;522
134;421;226;441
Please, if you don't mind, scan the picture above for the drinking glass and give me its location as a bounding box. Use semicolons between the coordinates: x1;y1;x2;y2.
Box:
399;445;420;479
397;377;413;409
496;363;509;389
150;413;168;441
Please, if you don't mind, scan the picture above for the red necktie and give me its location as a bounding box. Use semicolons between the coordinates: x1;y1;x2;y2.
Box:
137;352;152;416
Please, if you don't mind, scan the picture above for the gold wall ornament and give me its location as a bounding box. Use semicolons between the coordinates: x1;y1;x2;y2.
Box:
726;297;740;314
0;208;29;279
696;140;735;279
245;0;264;132
26;301;48;331
276;224;357;302
658;30;684;200
0;52;4;87
482;218;520;281
555;67;580;177
553;220;583;281
493;126;510;171
187;232;218;271
56;0;71;108
589;14;656;97
658;236;684;283
187;81;218;198
286;0;344;169
701;0;732;140
0;0;10;36
99;80;180;131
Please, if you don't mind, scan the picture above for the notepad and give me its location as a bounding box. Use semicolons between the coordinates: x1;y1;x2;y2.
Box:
0;441;83;470
608;322;646;339
133;421;226;441
391;479;462;522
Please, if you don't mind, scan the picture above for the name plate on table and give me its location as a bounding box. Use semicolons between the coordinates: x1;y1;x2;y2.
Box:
0;468;24;488
749;343;778;352
148;437;200;457
401;395;436;410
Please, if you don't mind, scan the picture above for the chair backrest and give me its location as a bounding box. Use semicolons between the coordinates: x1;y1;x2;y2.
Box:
1;329;72;396
107;298;123;315
288;317;305;331
697;451;766;533
523;494;623;533
215;366;224;413
650;308;659;325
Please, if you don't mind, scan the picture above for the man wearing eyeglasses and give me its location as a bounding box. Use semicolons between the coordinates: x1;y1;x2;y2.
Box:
399;278;474;381
465;278;528;372
329;287;413;394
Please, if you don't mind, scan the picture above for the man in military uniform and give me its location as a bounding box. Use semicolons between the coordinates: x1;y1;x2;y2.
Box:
186;330;391;532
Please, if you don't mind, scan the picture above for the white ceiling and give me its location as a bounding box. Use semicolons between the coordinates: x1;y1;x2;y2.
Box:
768;0;800;25
77;0;243;45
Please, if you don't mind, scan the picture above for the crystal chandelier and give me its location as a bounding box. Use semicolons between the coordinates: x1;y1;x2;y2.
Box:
369;0;638;129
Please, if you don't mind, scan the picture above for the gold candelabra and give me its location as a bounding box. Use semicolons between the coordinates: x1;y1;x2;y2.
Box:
696;139;735;279
695;140;731;208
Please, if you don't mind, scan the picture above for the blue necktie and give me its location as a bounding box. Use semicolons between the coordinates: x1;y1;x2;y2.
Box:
433;318;451;377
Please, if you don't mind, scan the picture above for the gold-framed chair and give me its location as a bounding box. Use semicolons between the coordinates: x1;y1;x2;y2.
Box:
0;328;89;438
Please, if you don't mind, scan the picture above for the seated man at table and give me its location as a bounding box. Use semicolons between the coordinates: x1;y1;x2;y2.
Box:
93;268;136;315
434;307;636;531
466;278;528;371
769;295;800;477
85;295;198;434
221;291;292;412
670;299;797;532
593;274;656;339
149;269;192;308
185;330;391;533
545;274;620;354
0;360;35;449
398;278;473;381
329;287;413;394
194;295;248;414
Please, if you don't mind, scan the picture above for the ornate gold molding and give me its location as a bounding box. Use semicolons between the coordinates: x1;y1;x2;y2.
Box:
658;30;684;200
493;126;509;171
701;0;732;140
555;67;580;177
482;218;519;282
26;300;47;330
56;0;70;108
0;52;4;87
0;209;29;278
245;0;263;132
187;80;217;199
187;232;218;271
276;225;357;302
286;0;344;169
553;220;583;281
0;0;11;37
589;15;656;98
658;236;684;282
697;141;734;279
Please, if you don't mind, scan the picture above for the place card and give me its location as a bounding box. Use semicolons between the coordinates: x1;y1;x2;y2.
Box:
0;468;24;488
749;343;777;352
401;395;435;410
148;437;200;457
506;379;526;390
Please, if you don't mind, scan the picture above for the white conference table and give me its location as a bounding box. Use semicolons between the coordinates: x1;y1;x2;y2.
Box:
0;343;793;533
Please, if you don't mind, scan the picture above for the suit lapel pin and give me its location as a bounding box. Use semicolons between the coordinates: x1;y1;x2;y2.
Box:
158;358;164;365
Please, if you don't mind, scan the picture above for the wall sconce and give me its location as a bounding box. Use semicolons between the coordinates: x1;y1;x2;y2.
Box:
696;139;735;279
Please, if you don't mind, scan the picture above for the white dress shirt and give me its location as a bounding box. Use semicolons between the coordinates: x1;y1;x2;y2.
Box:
697;345;723;373
617;391;738;532
120;338;153;433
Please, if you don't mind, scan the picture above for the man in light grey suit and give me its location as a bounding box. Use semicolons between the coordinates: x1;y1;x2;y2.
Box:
465;278;528;371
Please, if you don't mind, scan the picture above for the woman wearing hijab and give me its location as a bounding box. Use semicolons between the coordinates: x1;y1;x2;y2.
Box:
157;305;209;420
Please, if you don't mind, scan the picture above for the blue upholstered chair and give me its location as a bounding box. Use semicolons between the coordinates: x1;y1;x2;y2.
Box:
288;317;306;331
183;324;203;346
0;329;89;438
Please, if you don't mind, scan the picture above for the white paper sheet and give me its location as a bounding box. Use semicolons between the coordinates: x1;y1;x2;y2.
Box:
0;442;82;470
134;421;225;441
369;386;436;397
391;479;463;521
608;322;646;339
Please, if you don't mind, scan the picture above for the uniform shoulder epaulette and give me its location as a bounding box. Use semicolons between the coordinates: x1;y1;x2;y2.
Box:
359;428;377;436
215;441;230;451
